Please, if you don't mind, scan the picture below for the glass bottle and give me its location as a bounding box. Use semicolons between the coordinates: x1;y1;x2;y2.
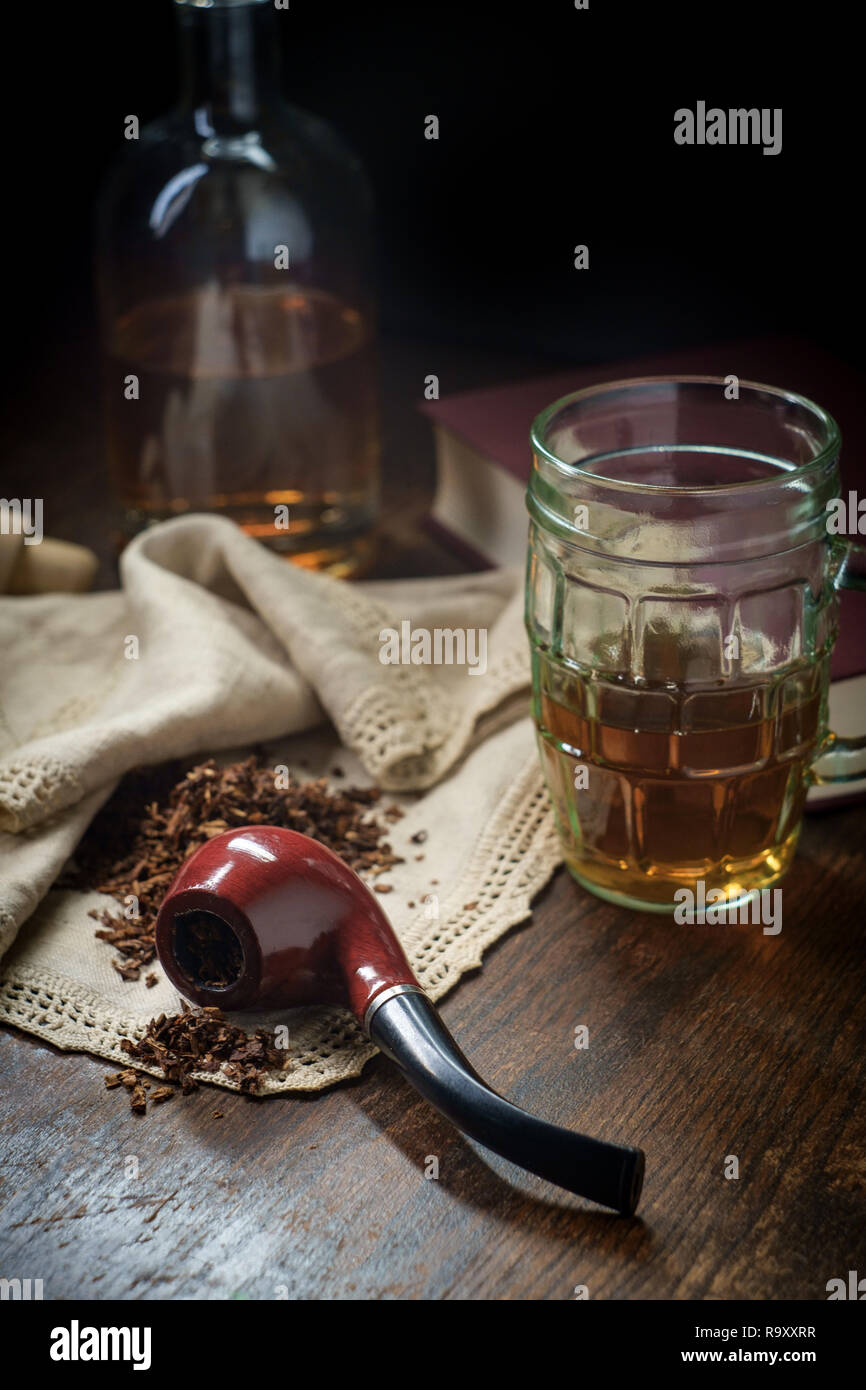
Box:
96;0;379;576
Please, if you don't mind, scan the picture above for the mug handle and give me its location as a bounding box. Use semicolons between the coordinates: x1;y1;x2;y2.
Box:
811;539;866;786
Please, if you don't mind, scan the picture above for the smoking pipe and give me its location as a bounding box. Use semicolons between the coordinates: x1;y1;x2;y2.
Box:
155;825;645;1215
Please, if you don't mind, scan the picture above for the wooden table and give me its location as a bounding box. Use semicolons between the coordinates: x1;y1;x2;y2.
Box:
1;339;865;1300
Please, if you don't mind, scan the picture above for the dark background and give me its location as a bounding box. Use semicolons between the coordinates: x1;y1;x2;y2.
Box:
3;4;866;1307
6;0;861;384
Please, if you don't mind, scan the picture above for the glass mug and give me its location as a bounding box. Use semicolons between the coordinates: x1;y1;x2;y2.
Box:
525;377;866;912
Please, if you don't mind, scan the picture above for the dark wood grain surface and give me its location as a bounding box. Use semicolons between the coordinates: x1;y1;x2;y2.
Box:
1;337;864;1301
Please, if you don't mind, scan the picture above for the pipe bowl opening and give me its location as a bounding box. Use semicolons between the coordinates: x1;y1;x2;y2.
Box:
173;909;245;991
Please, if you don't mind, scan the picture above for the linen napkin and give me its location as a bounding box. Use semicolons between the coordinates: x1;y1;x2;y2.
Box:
0;515;560;1087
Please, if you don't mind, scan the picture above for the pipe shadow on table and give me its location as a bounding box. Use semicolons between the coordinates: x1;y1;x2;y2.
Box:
346;1052;655;1251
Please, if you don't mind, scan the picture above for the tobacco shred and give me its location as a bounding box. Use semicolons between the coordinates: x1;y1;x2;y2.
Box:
130;1085;148;1115
63;753;404;982
76;755;430;1117
117;1004;287;1104
176;911;243;988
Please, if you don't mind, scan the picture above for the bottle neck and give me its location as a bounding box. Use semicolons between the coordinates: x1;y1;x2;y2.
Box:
175;0;282;136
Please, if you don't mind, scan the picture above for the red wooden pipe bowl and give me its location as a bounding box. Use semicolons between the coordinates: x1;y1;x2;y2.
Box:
154;826;418;1018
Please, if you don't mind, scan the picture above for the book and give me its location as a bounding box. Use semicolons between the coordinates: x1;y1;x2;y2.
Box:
419;336;866;806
